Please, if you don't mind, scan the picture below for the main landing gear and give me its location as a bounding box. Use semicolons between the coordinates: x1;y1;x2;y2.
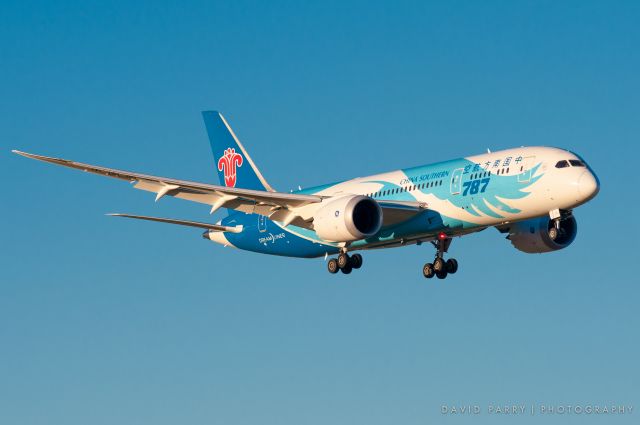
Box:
327;252;363;275
423;232;458;280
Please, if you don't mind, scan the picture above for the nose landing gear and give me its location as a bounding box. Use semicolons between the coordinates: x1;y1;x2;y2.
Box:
423;233;458;279
327;252;363;275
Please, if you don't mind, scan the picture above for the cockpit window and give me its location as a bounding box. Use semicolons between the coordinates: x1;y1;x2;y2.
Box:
569;159;585;167
555;160;570;168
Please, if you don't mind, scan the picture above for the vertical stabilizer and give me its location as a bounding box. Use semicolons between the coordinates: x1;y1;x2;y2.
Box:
202;111;274;191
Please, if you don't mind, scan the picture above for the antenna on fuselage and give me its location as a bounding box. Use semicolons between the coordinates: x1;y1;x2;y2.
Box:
487;148;491;153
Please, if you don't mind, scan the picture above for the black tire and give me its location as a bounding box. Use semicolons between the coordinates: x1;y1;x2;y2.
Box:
436;269;448;279
337;253;350;269
423;263;435;279
327;258;339;274
446;258;458;274
341;263;353;274
351;254;363;269
433;257;446;272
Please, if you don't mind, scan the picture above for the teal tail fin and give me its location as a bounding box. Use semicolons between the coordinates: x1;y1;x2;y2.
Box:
202;111;274;191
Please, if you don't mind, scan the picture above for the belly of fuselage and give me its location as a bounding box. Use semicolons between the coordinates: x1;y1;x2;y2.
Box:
221;213;338;258
218;209;481;258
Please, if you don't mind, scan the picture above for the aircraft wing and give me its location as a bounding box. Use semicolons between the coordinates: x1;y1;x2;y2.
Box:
377;200;429;226
13;150;322;228
14;150;428;229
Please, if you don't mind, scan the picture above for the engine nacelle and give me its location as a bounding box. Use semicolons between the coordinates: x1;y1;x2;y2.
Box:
313;195;383;242
506;214;578;253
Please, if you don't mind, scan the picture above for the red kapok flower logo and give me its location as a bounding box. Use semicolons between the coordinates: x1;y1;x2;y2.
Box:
217;148;243;187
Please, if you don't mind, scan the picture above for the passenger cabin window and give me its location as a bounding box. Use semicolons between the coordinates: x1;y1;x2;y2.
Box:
569;159;585;167
555;160;570;168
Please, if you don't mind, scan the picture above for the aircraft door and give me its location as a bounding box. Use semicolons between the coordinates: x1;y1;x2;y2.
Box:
518;156;536;182
450;168;463;194
258;215;267;233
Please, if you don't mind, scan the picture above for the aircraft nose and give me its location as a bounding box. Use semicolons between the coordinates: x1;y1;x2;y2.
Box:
577;170;599;201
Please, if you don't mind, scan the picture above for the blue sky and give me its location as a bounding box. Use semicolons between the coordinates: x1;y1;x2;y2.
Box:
1;1;638;424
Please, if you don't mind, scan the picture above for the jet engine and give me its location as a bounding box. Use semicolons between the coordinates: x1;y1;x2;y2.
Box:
313;195;383;242
505;214;577;253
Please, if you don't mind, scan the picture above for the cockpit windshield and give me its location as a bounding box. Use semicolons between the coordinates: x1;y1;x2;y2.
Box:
556;159;586;168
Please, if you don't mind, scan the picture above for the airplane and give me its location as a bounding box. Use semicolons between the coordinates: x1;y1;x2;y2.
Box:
13;111;600;279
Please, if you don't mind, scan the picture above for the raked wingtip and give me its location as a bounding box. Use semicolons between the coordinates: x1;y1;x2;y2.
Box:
12;150;38;159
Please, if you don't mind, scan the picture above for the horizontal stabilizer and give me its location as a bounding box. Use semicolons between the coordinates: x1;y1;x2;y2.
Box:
107;213;243;233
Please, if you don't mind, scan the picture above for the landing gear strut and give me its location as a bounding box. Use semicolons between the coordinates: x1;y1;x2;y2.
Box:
549;208;562;241
548;209;572;241
327;251;363;275
423;232;458;279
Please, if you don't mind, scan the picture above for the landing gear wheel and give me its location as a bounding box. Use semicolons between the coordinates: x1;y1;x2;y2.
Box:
446;258;458;274
433;257;446;272
337;253;350;269
341;263;353;274
436;269;448;279
351;254;363;269
423;263;435;279
327;258;339;274
425;234;456;279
